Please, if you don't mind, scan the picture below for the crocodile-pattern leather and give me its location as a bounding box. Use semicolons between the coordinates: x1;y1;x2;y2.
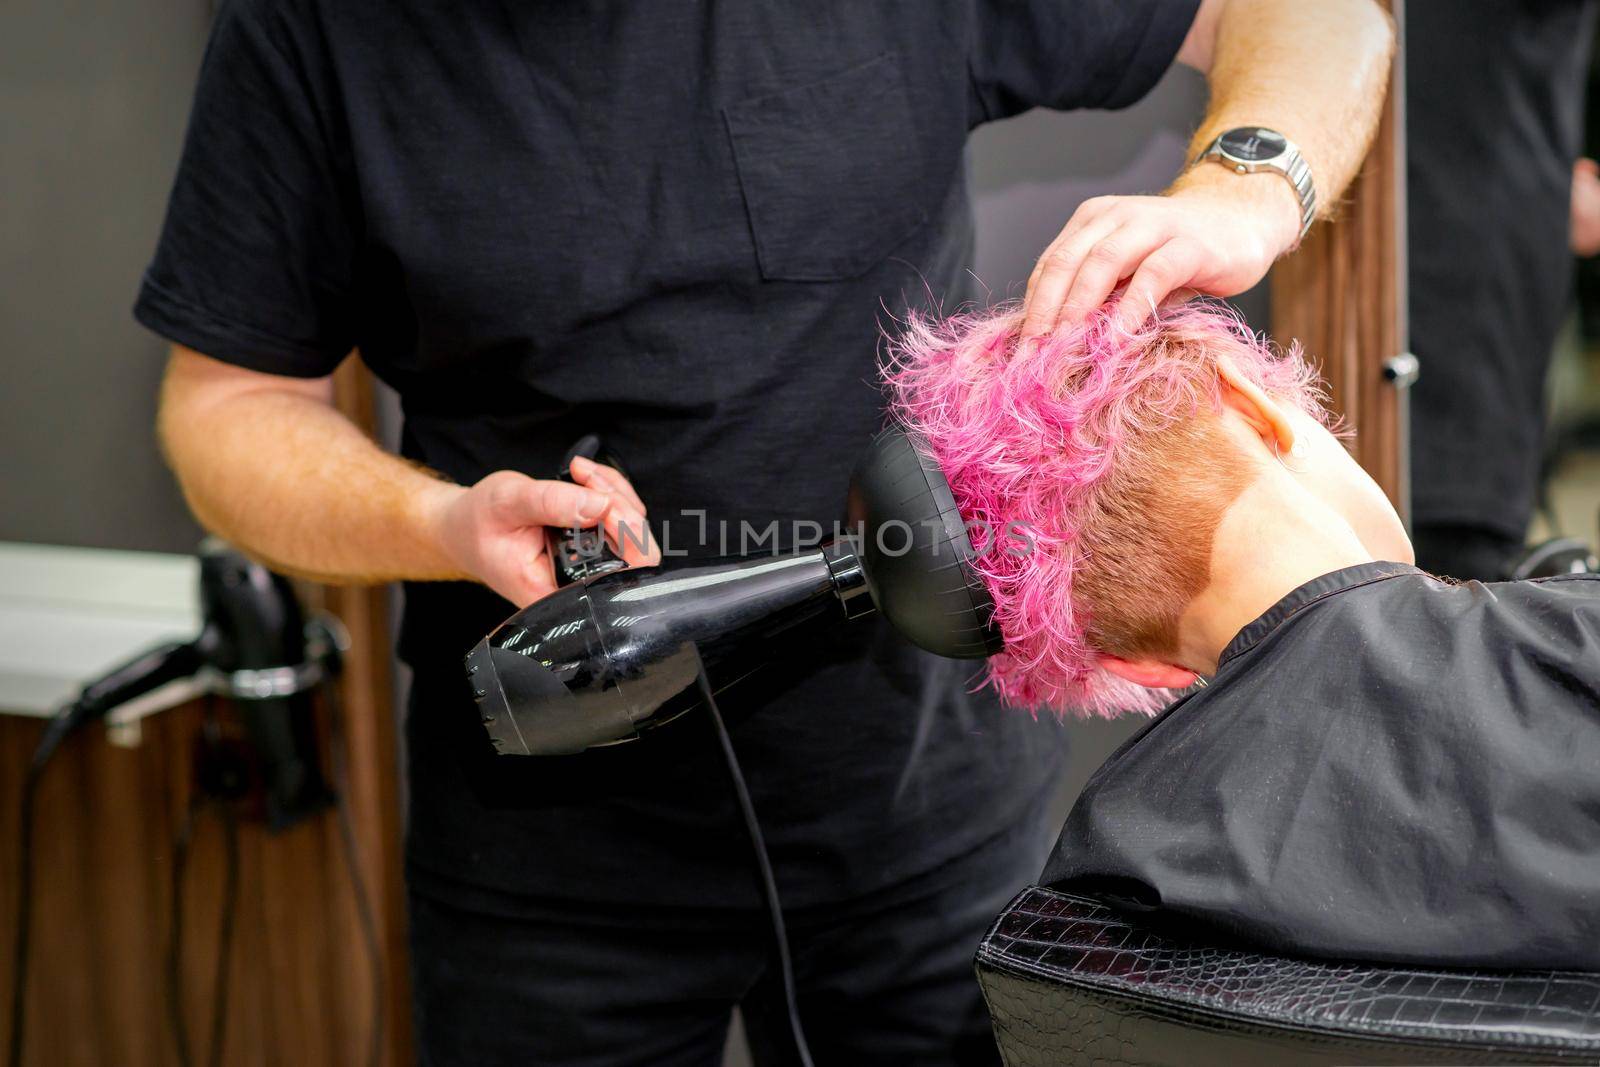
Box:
976;886;1600;1066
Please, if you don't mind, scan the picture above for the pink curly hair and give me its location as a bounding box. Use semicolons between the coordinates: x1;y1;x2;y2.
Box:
884;299;1328;717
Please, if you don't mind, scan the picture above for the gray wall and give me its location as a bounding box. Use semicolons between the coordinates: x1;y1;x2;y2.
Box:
972;65;1269;326
973;67;1208;295
1;0;211;552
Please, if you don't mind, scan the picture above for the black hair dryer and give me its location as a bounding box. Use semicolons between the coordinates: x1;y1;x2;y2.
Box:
467;426;1002;756
38;541;339;828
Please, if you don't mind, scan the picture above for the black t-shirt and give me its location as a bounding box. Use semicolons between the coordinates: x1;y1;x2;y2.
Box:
136;0;1198;908
1046;563;1600;970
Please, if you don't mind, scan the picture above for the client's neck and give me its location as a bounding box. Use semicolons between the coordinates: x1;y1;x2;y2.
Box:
1175;474;1377;675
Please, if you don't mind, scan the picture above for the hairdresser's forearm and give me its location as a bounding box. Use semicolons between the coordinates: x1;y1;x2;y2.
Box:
1019;0;1394;335
160;345;653;605
1179;0;1394;217
158;346;465;585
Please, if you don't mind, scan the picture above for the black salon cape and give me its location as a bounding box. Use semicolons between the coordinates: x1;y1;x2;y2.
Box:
133;0;1200;911
1045;562;1600;971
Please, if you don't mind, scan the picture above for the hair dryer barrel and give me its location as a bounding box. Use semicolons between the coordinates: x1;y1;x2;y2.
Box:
468;551;844;756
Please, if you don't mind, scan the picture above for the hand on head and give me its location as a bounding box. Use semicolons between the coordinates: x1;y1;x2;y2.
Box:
1018;167;1303;340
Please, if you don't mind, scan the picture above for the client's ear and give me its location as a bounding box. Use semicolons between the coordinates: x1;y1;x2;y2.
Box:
1097;654;1198;691
1215;354;1296;456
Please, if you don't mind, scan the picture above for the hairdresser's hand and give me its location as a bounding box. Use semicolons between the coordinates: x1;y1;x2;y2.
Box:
1573;158;1600;258
422;456;658;607
1020;164;1302;339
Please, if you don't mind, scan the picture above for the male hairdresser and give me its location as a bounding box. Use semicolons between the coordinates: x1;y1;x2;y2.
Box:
139;2;1390;1063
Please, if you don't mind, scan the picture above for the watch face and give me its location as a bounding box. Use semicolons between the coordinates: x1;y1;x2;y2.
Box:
1218;127;1287;163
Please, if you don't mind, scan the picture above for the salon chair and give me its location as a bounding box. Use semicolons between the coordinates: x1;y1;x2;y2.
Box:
977;887;1600;1066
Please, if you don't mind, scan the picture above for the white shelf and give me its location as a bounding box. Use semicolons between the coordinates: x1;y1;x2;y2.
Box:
0;542;202;718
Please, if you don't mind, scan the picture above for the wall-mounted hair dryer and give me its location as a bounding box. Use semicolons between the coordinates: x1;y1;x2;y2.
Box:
34;541;340;827
466;426;1001;756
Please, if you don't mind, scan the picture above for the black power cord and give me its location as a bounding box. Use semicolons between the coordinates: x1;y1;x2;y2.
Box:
691;648;815;1067
322;677;384;1067
166;786;240;1067
166;703;246;1067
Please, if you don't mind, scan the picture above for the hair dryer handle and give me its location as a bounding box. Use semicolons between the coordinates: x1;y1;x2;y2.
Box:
547;434;630;587
74;639;206;722
33;639;205;769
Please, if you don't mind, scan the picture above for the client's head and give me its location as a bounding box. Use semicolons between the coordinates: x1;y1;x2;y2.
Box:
885;299;1410;717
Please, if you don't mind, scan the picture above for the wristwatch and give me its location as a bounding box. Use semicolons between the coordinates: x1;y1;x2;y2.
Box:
1195;127;1317;241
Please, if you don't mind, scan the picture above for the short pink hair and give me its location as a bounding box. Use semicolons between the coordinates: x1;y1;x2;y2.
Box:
884;299;1327;717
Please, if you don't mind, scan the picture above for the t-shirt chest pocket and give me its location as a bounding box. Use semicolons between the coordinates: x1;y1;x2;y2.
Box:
723;52;931;282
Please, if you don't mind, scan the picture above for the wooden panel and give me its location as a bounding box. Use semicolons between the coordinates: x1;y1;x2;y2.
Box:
1272;0;1409;515
322;356;414;1067
1;700;380;1067
1;358;411;1065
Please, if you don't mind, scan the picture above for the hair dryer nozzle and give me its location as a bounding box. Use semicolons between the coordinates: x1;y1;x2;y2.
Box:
465;590;638;759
